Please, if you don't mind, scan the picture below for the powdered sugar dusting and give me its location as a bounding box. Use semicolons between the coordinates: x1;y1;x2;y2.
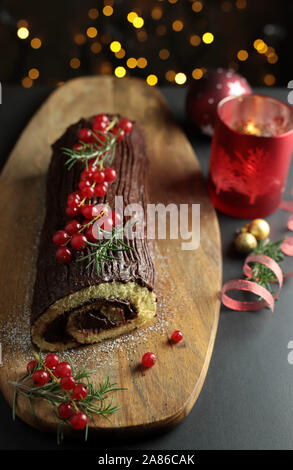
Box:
0;240;179;369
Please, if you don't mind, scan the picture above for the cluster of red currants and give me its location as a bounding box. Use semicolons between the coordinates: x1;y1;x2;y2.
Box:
76;113;133;147
27;354;89;430
53;114;132;264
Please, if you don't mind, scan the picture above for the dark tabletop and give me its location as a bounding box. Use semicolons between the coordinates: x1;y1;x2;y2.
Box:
0;85;292;451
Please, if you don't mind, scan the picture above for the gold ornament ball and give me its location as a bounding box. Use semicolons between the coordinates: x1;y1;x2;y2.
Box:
247;218;270;240
234;232;257;254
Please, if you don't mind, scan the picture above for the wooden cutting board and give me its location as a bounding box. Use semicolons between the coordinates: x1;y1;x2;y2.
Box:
0;76;221;437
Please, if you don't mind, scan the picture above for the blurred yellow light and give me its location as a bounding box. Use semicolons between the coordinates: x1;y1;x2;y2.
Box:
172;20;183;32
165;70;176;82
115;66;126;78
110;41;121;53
17;19;28;28
168;0;178;3
146;74;158;86
267;53;278;64
190;34;201;46
28;68;39;80
253;39;263;49
258;44;268;54
17;27;29;39
88;8;99;19
202;32;214;44
264;74;276;86
159;49;170;60
254;39;268;53
137;57;148;68
127;58;137;69
127;12;137;23
91;42;102;54
133;17;144;28
237;49;248;61
115;48;126;58
221;1;232;12
175;73;187;85
151;7;163;20
74;33;86;45
86;27;98;38
30;37;42;49
192;68;203;80
22;77;33;88
236;0;247;9
69;57;81;69
103;6;113;16
192;1;203;12
156;25;167;36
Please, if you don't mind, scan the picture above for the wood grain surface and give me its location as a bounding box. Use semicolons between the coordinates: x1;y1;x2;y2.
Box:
0;77;222;437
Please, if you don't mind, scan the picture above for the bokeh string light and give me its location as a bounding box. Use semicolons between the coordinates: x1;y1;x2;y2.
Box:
11;0;281;89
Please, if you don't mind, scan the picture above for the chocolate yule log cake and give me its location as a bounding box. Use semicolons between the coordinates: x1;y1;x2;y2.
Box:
31;114;156;351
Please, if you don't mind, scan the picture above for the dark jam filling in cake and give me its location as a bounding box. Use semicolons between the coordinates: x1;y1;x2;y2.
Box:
44;299;138;343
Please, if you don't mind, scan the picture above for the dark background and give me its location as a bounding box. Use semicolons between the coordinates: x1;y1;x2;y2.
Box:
0;0;291;88
1;86;293;450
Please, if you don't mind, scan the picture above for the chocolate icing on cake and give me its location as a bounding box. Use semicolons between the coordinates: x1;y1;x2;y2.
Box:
31;115;156;349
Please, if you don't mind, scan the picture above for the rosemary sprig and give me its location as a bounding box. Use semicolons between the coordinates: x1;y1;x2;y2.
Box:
62;117;121;170
10;352;125;444
246;239;285;293
77;223;135;277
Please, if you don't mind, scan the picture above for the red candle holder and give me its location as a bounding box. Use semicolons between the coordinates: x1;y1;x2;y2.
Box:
208;94;293;218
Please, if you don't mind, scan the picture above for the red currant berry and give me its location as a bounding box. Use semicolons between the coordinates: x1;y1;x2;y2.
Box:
67;199;80;211
26;360;37;374
94;114;109;125
85;224;103;243
78;128;92;143
58;402;73;420
111;211;122;227
68;192;80;204
52;230;70;246
92;120;107;133
55;361;72;378
72;384;88;401
95;203;109;216
119;119;133;134
112;127;125;141
71;233;88;250
78;179;91;191
94;183;108;197
32;369;50;386
72;143;82;152
92;170;105;184
65;220;81;236
60;375;76;391
69;412;88;430
142;352;157;368
45;353;59;369
56;246;72;263
80;169;89;181
104;168;116;183
95;133;107;147
171;330;183;343
66;206;79;218
81;204;99;219
81;185;95;199
98;215;113;232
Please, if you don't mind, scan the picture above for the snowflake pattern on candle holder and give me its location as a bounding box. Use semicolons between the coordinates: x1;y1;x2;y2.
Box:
211;146;281;204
